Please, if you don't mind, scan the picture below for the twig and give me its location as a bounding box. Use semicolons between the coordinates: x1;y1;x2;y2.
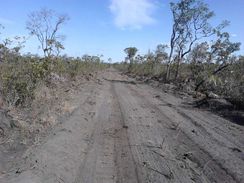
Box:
128;144;162;149
151;150;177;162
143;162;174;180
201;160;212;175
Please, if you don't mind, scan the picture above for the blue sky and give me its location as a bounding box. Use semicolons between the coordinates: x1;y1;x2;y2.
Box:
0;0;243;61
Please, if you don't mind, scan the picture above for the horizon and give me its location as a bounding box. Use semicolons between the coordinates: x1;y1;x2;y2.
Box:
0;0;243;62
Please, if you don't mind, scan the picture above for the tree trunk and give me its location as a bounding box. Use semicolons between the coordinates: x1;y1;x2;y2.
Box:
174;58;180;80
128;58;133;72
166;63;171;80
166;47;174;81
175;54;183;80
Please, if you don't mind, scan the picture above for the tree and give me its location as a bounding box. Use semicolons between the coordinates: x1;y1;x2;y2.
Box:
0;32;26;62
82;54;92;62
166;0;224;80
135;54;144;63
155;44;168;63
193;31;241;91
145;49;155;72
108;58;112;64
188;42;209;79
124;47;138;70
26;8;69;58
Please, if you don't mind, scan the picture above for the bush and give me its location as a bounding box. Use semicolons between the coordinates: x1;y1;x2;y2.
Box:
0;54;108;107
52;56;108;79
0;57;49;106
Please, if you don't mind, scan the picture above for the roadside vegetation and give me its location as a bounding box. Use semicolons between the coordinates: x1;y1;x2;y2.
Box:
0;9;107;145
0;8;106;108
0;1;243;181
115;0;243;112
0;0;243;146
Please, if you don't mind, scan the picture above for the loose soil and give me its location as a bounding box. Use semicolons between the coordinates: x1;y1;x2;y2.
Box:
1;68;243;183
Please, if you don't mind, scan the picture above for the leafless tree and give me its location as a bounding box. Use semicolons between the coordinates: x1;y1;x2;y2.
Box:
26;8;69;58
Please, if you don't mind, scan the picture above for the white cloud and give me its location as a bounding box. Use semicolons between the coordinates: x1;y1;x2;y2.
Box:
231;34;237;37
0;17;14;25
109;0;157;30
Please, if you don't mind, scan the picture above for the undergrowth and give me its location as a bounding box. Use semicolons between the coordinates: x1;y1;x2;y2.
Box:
0;55;107;107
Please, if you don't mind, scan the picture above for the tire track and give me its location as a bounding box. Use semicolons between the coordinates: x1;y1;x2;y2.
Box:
123;82;243;182
74;81;139;183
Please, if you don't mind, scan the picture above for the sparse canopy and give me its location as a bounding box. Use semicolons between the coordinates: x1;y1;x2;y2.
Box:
108;58;112;63
26;8;69;58
155;44;168;63
124;47;138;62
166;0;222;80
191;31;241;91
0;25;26;62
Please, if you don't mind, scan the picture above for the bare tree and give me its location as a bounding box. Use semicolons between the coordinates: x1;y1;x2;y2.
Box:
26;8;69;58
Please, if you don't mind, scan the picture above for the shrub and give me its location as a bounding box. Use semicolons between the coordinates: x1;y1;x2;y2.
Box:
0;54;108;107
0;57;49;106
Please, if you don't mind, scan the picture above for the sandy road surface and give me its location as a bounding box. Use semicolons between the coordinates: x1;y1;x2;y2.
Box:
2;68;244;183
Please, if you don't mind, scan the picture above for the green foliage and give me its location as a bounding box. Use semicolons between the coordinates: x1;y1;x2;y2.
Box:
166;0;226;80
0;53;107;107
124;47;138;60
124;47;138;72
118;29;242;109
0;56;50;106
189;31;241;92
117;46;168;77
1;62;35;106
220;57;244;108
52;55;107;79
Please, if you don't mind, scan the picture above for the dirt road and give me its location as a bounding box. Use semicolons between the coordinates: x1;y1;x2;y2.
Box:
2;69;244;183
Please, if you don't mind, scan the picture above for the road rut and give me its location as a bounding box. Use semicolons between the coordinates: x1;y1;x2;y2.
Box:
2;69;244;183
